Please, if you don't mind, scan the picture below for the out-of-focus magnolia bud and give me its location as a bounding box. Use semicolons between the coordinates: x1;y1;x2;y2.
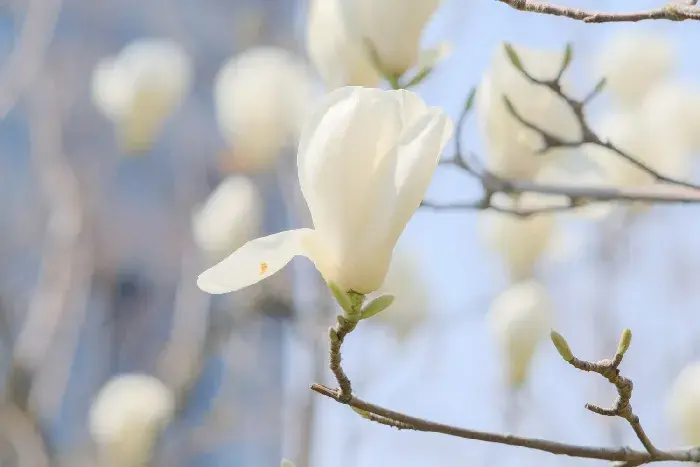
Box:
666;362;700;445
339;0;443;78
594;31;675;109
477;43;580;180
281;460;296;467
479;194;555;281
371;250;430;341
585;111;691;216
214;47;318;172
640;82;700;152
91;39;192;154
487;280;553;388
306;0;381;88
89;373;175;467
192;175;262;261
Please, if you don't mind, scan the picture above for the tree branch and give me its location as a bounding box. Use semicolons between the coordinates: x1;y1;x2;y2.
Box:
311;384;700;465
421;44;700;217
496;0;700;23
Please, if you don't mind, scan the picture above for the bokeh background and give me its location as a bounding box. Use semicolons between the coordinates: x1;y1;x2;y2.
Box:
1;0;700;466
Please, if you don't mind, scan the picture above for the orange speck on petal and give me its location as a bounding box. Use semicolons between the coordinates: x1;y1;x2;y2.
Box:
260;262;268;275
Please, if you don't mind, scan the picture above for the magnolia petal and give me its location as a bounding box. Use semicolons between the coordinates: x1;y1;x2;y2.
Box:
297;87;399;238
197;228;316;294
388;108;453;240
415;43;453;71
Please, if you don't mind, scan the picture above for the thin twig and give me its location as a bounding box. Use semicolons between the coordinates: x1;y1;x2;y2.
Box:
496;0;700;23
422;47;700;217
311;384;700;465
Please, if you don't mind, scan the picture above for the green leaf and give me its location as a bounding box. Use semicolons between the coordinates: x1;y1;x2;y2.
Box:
359;294;395;320
560;42;574;74
503;42;524;73
404;66;433;89
464;87;477;113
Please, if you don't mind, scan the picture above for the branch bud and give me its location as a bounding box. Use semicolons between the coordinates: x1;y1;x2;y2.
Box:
616;328;632;357
550;330;574;362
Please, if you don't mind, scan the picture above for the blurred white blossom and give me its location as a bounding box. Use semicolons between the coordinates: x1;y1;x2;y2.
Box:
214;47;319;172
594;31;675;109
192;175;262;260
488;280;552;388
344;0;445;77
666;361;700;445
306;0;381;88
586;111;691;192
91;38;192;153
477;43;581;179
198;87;453;295
89;373;175;467
479;194;555;281
371;249;430;341
640;81;700;151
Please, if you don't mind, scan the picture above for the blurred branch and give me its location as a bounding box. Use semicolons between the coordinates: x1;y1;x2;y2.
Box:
0;0;61;119
496;0;700;23
422;45;700;217
0;404;50;467
12;76;83;397
310;323;700;466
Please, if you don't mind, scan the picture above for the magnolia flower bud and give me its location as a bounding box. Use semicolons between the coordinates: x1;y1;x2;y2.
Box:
488;280;553;388
192;175;262;261
666;362;700;445
197;87;453;295
91;39;192;153
89;373;175;467
586;111;691;211
214;47;318;172
339;0;443;78
477;43;580;179
370;250;429;341
594;31;675;109
479;194;555;281
306;0;381;88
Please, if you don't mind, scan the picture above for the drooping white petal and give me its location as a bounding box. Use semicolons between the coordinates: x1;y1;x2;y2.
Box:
197;229;317;294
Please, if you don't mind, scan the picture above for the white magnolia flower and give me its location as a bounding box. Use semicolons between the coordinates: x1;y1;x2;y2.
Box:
594;31;675;109
198;87;453;295
91;39;192;153
479;194;555;281
666;361;700;445
214;47;318;172
89;374;175;467
639;82;700;151
587;111;691;189
339;0;443;77
488;280;552;388
306;0;381;88
371;249;429;340
192;175;262;260
477;43;581;180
